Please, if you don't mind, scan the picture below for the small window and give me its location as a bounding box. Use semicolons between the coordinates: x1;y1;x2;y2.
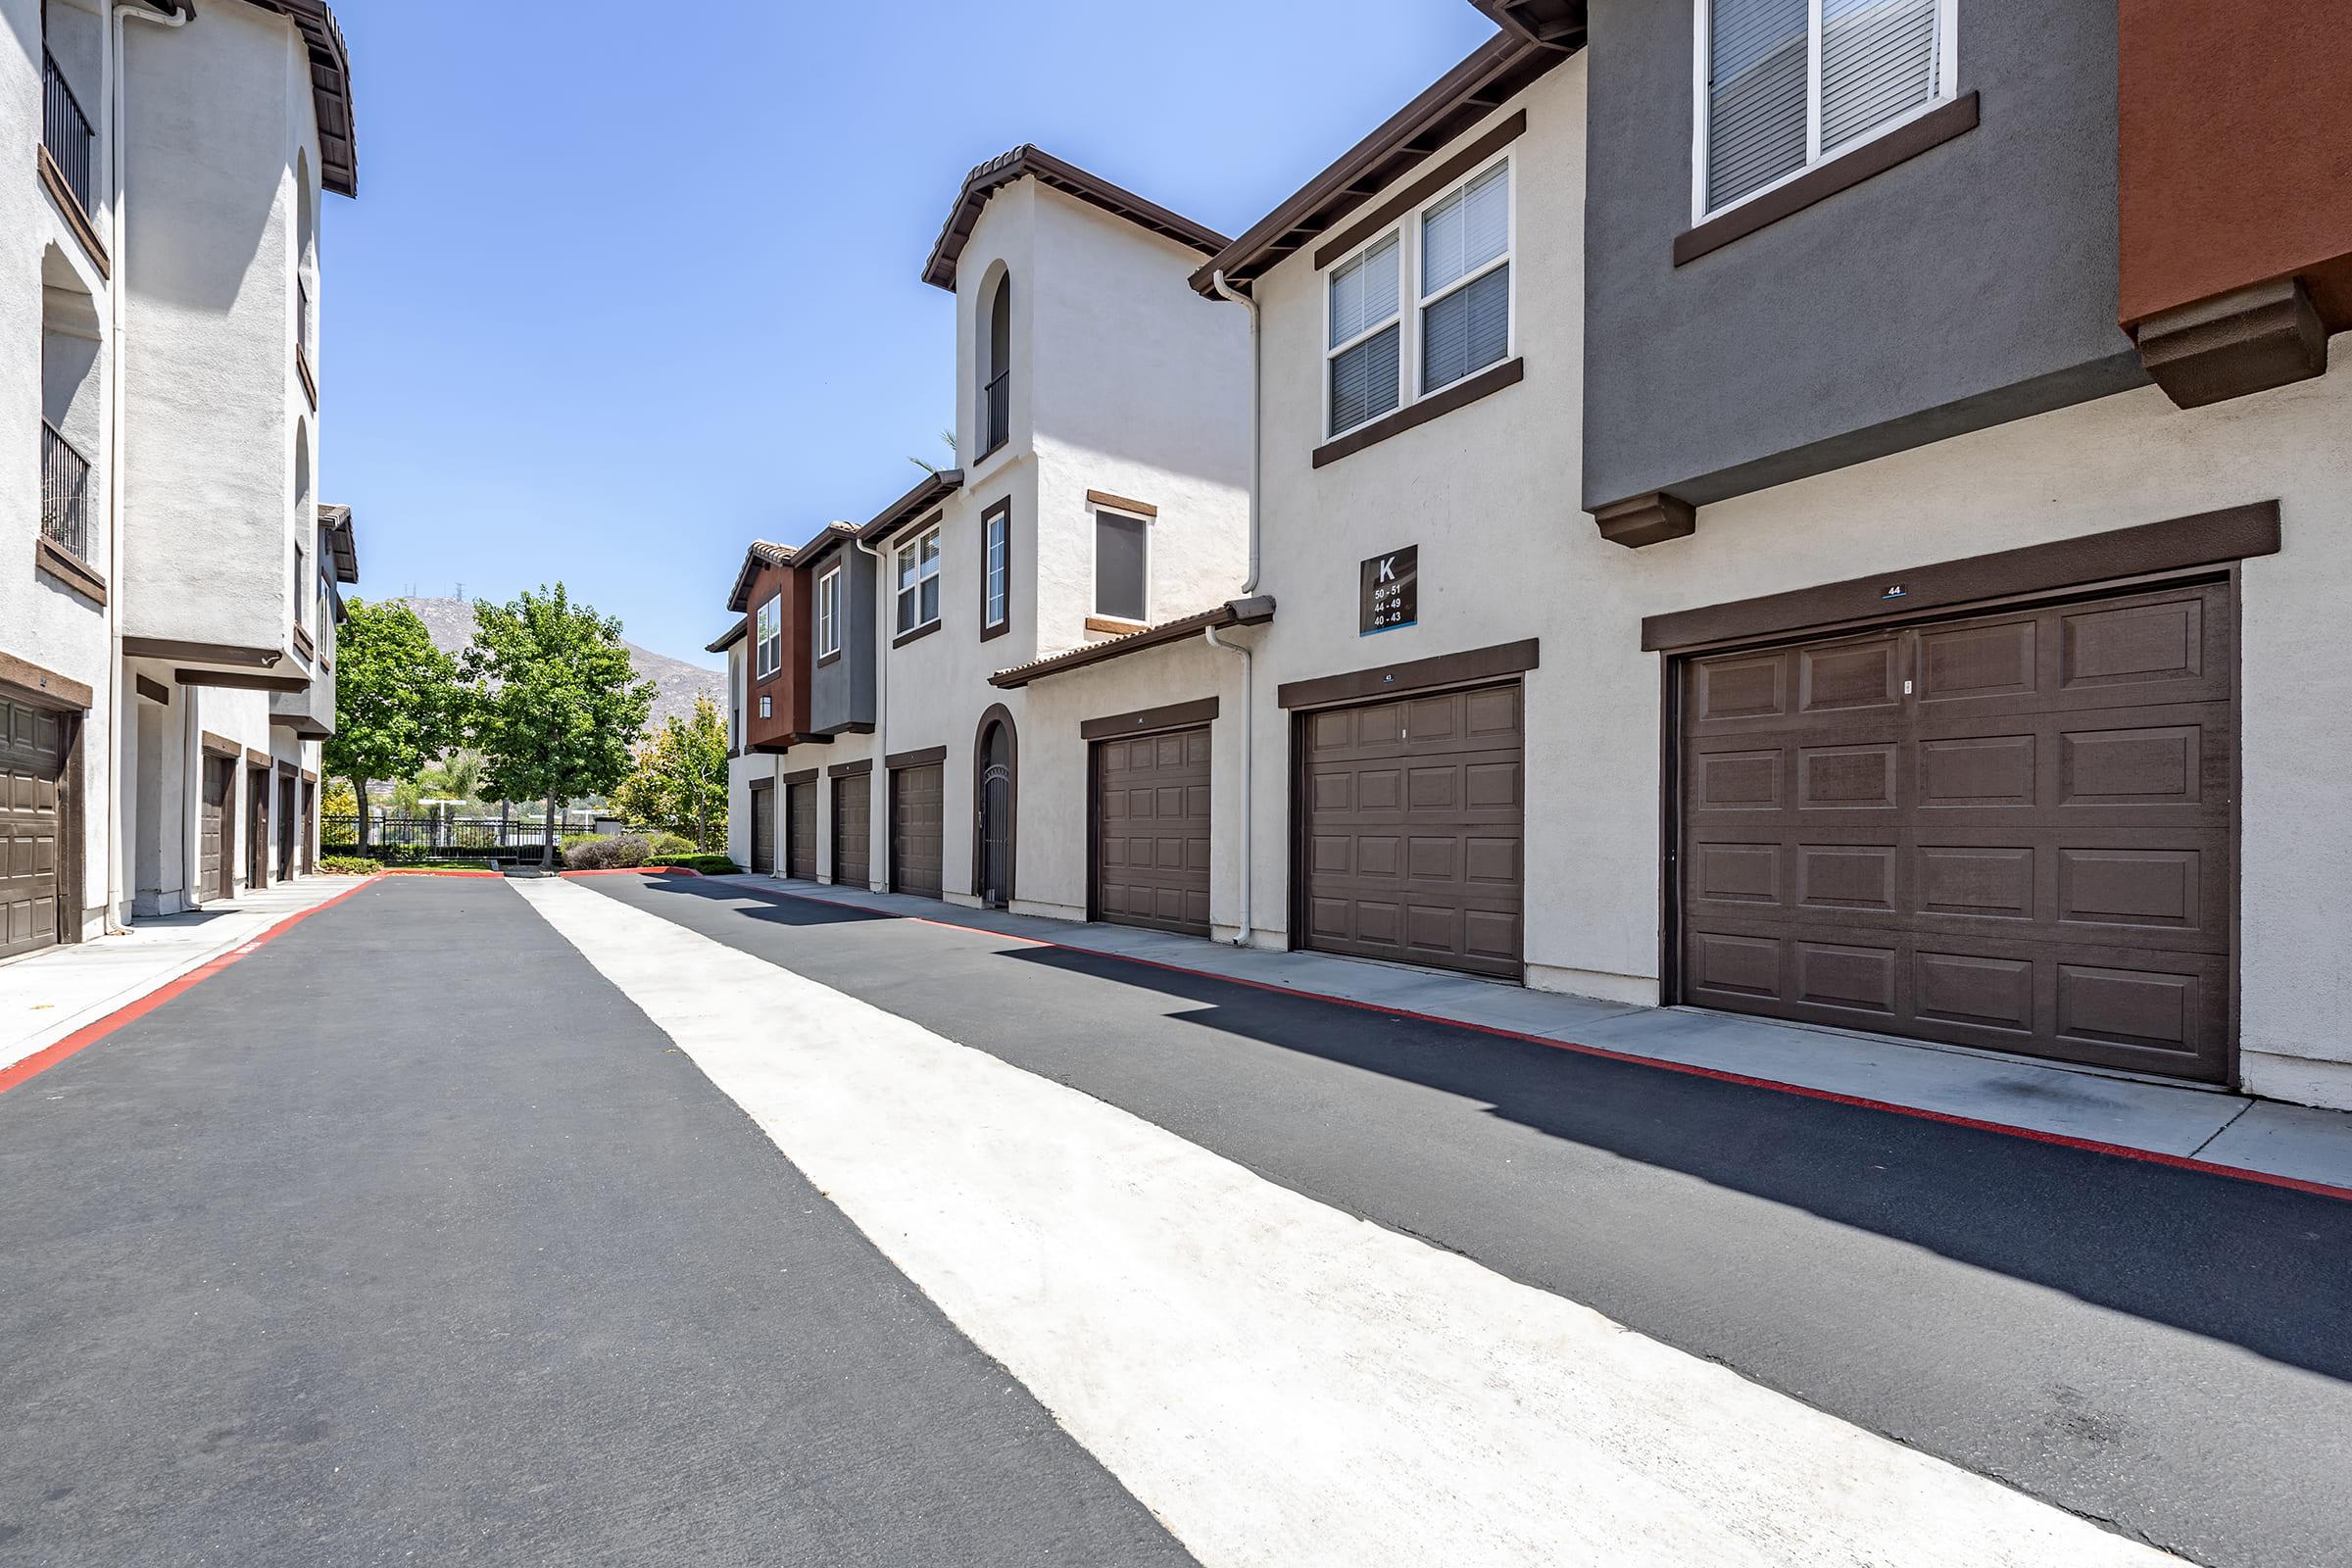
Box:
293;543;309;631
816;566;841;659
1327;233;1401;437
896;525;942;634
1698;0;1954;219
759;694;772;720
982;506;1009;634
755;594;783;679
1418;162;1510;395
1094;510;1148;623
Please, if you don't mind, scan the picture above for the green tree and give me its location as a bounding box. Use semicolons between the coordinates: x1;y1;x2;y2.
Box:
463;585;655;865
611;697;730;851
323;599;464;851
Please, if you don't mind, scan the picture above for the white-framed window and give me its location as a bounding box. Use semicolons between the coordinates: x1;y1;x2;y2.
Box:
759;694;772;720
1694;0;1957;220
1327;233;1400;437
816;566;841;659
982;507;1008;631
1323;155;1513;439
755;594;782;679
1093;507;1149;623
895;525;942;634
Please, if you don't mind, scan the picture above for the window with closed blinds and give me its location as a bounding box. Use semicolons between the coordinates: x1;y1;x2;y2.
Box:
1327;234;1400;436
1095;510;1148;621
1420;163;1510;393
1702;0;1949;217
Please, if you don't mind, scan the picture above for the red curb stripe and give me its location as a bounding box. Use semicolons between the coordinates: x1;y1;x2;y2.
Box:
722;880;2352;1206
0;876;383;1099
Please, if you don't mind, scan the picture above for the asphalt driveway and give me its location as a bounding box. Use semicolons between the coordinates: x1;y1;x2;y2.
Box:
0;876;1190;1568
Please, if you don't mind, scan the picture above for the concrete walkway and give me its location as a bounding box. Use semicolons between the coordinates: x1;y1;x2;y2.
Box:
719;875;2352;1198
0;876;364;1077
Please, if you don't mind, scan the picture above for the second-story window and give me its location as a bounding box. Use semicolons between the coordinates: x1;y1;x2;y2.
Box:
1698;0;1955;219
981;503;1009;638
896;525;942;635
1094;508;1149;623
1328;234;1400;437
1419;164;1510;395
816;566;841;659
755;594;782;679
979;272;1012;460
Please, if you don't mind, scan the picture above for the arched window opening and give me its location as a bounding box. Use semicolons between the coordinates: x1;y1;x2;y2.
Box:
979;270;1011;458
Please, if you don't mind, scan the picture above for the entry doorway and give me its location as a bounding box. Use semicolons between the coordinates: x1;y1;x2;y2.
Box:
973;709;1016;909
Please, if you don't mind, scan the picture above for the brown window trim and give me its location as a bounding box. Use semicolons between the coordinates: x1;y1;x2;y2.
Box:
980;497;1011;642
292;623;316;661
34;535;108;606
885;745;948;769
1278;637;1540;710
135;674;172;706
1640;500;2281;653
1313;110;1529;270
892;618;942;650
37;146;110;279
781;766;819;786
830;758;874;779
296;342;318;411
1083;488;1157;518
1674;92;1980;268
1085;614;1150;636
816;649;842;668
1080;697;1219;742
200;730;241;758
244;747;273;769
1312;357;1523;470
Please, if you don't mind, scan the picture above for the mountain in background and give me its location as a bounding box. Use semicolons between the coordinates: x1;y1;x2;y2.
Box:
394;598;725;735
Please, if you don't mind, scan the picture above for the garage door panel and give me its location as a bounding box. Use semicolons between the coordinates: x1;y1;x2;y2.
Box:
787;782;817;880
1680;579;2233;1082
890;765;944;899
831;775;870;889
1093;725;1210;938
1302;682;1524;980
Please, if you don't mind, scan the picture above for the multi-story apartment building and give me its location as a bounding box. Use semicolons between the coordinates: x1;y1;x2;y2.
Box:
2;0;359;957
723;0;2352;1113
715;146;1251;908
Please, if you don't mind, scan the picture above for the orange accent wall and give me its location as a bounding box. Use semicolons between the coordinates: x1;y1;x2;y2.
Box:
742;558;812;751
2118;0;2352;330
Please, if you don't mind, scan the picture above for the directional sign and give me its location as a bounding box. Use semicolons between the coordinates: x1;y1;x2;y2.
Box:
1359;546;1419;636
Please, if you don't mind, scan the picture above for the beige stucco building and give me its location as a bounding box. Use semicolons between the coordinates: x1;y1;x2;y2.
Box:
2;0;359;957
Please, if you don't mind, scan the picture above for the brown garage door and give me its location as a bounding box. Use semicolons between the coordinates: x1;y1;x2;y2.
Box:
199;755;231;902
1300;683;1524;979
891;763;943;899
749;782;775;874
1094;726;1211;936
1677;578;2234;1082
0;698;69;960
832;773;870;889
786;779;817;880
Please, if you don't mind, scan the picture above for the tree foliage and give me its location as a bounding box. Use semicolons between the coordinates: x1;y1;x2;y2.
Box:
611;697;730;851
463;585;655;857
322;599;464;846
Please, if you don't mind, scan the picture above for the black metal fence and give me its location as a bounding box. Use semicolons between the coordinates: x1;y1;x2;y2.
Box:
42;49;94;215
981;370;1010;458
41;420;91;562
321;815;598;863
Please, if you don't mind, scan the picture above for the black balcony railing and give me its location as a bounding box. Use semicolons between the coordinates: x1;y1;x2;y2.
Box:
981;369;1010;458
42;50;95;217
41;420;93;563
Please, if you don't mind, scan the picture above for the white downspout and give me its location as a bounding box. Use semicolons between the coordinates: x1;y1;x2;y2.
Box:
1204;269;1262;948
855;532;886;892
104;0;192;932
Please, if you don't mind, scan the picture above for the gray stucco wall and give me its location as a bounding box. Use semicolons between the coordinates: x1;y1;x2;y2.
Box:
1581;0;2144;512
810;548;877;735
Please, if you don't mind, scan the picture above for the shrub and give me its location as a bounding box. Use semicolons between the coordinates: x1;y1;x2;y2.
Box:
318;856;382;875
563;834;650;870
644;831;698;858
663;854;740;876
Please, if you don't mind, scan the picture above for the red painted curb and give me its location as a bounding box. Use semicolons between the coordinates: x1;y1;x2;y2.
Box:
725;880;2352;1206
0;876;383;1099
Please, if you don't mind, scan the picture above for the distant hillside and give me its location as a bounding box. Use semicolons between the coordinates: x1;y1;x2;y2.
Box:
395;598;725;735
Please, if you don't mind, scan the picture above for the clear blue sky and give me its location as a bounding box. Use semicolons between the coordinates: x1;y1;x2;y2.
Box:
321;0;1499;667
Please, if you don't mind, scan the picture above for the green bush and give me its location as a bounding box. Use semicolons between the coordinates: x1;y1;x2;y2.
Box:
564;834;650;870
318;856;382;875
662;854;740;875
644;831;698;858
